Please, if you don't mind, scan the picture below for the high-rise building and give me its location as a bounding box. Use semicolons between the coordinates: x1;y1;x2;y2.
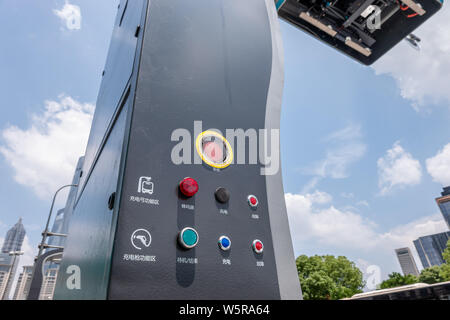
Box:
395;247;419;276
414;231;450;268
436;186;450;230
0;254;12;298
0;271;7;295
0;219;26;299
1;218;26;253
13;266;33;300
38;267;59;300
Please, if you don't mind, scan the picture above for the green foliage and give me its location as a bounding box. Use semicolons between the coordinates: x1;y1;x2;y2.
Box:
419;266;444;284
439;239;450;281
379;272;418;289
443;239;450;264
296;255;365;300
439;263;450;281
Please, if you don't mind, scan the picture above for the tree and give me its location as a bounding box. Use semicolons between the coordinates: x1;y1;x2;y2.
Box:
440;263;450;281
296;255;365;300
419;266;444;284
439;239;450;281
379;272;418;289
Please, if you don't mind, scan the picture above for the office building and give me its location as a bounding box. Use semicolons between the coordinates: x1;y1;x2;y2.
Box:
13;266;33;300
436;186;450;230
395;247;419;276
0;219;26;299
38;267;59;300
1;218;26;253
0;253;12;297
0;269;9;298
414;231;450;268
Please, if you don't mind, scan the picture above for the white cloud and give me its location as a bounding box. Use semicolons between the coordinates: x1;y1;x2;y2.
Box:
0;95;94;200
372;5;450;110
286;192;378;250
377;142;422;195
301;125;367;191
426;143;450;186
286;191;448;283
356;200;370;208
53;1;82;30
306;190;333;205
341;192;355;199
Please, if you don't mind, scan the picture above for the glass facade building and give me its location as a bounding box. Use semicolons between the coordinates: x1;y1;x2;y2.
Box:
436;187;450;230
13;265;33;300
0;219;26;299
0;253;13;298
395;247;419;276
414;231;450;268
1;218;26;254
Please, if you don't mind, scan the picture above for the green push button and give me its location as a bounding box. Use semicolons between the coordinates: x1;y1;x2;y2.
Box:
179;227;199;249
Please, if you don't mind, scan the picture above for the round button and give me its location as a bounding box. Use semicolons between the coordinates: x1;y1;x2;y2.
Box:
178;227;199;249
248;195;258;208
252;239;264;254
203;141;224;163
179;177;199;197
195;131;234;169
215;187;230;204
218;236;231;251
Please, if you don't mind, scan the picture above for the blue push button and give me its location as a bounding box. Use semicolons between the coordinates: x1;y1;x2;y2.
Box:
178;227;199;249
218;236;231;251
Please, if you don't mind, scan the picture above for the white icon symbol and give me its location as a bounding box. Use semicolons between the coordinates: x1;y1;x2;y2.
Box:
131;229;152;250
138;176;154;195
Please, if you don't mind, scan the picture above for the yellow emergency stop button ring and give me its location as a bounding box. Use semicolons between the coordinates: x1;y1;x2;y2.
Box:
195;130;233;169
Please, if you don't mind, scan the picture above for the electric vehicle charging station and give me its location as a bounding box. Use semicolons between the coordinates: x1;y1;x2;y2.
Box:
52;0;442;300
54;0;300;300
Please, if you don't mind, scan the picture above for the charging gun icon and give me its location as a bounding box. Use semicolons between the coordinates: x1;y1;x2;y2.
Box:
135;235;150;247
131;229;152;250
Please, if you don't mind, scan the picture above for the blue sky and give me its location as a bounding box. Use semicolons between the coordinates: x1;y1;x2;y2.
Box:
0;0;449;291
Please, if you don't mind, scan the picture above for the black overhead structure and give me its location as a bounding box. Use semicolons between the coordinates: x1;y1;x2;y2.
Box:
277;0;443;65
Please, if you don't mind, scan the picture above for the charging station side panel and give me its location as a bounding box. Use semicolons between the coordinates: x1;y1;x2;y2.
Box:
54;0;146;299
54;104;129;299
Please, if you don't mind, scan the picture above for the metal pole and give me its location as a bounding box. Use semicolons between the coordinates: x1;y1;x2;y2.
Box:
36;184;77;259
26;184;77;300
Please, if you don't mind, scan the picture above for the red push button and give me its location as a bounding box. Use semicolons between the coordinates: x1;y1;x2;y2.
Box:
179;177;199;197
252;239;264;254
248;195;258;208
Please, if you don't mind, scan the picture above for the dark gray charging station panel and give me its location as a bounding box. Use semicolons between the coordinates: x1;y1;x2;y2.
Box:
54;0;301;300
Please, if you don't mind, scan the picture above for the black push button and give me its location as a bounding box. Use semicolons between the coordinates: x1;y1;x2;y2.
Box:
215;187;230;204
